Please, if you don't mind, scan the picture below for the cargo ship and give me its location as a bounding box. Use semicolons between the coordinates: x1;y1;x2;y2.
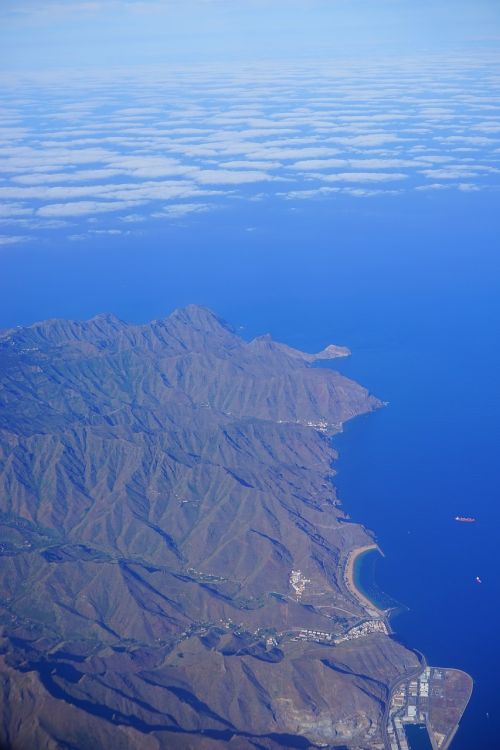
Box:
455;516;476;523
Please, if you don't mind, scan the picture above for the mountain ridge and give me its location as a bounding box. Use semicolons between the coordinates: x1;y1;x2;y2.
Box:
0;306;418;750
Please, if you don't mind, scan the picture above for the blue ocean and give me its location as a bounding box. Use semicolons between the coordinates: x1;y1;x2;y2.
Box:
1;189;499;748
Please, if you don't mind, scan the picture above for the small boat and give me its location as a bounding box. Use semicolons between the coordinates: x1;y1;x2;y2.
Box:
475;576;482;584
455;516;476;523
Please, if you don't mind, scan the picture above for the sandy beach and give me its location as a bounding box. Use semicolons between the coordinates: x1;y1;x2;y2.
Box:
345;544;385;616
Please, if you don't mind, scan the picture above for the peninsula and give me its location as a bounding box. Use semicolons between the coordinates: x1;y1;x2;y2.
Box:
0;306;471;749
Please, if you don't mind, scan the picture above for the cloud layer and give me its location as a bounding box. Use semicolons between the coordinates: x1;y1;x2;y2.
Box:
0;55;499;243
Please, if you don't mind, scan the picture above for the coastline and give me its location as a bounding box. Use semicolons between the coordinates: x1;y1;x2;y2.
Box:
345;543;386;617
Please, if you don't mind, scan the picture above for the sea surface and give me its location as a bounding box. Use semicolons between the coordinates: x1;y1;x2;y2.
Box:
1;190;499;748
405;724;434;750
352;548;400;613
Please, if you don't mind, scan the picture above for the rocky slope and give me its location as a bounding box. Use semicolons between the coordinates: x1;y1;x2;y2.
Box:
0;306;419;749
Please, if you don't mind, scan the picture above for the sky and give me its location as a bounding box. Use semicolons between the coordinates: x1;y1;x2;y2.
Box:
1;0;500;69
0;2;499;251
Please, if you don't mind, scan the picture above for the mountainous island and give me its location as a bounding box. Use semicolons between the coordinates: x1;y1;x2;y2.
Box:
0;306;471;750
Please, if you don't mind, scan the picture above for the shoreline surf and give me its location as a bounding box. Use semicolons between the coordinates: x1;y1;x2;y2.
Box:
345;543;387;616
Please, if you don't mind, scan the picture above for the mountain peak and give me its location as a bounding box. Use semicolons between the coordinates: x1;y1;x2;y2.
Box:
168;304;232;330
156;305;237;340
89;312;126;326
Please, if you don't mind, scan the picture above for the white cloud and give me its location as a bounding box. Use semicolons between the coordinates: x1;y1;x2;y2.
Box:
221;160;283;170
415;183;449;191
0;202;32;217
332;134;406;147
318;172;408;183
37;200;143;217
89;228;130;235
342;187;402;197
152;202;213;219
420;166;497;179
193;169;275;184
0;56;498;239
458;183;482;192
120;213;147;223
292;158;346;170
439;135;495;146
0;234;31;245
13;169;125;184
0;180;221;203
293;158;423;171
280;187;341;199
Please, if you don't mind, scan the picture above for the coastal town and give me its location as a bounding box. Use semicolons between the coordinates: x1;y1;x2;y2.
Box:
289;618;388;645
